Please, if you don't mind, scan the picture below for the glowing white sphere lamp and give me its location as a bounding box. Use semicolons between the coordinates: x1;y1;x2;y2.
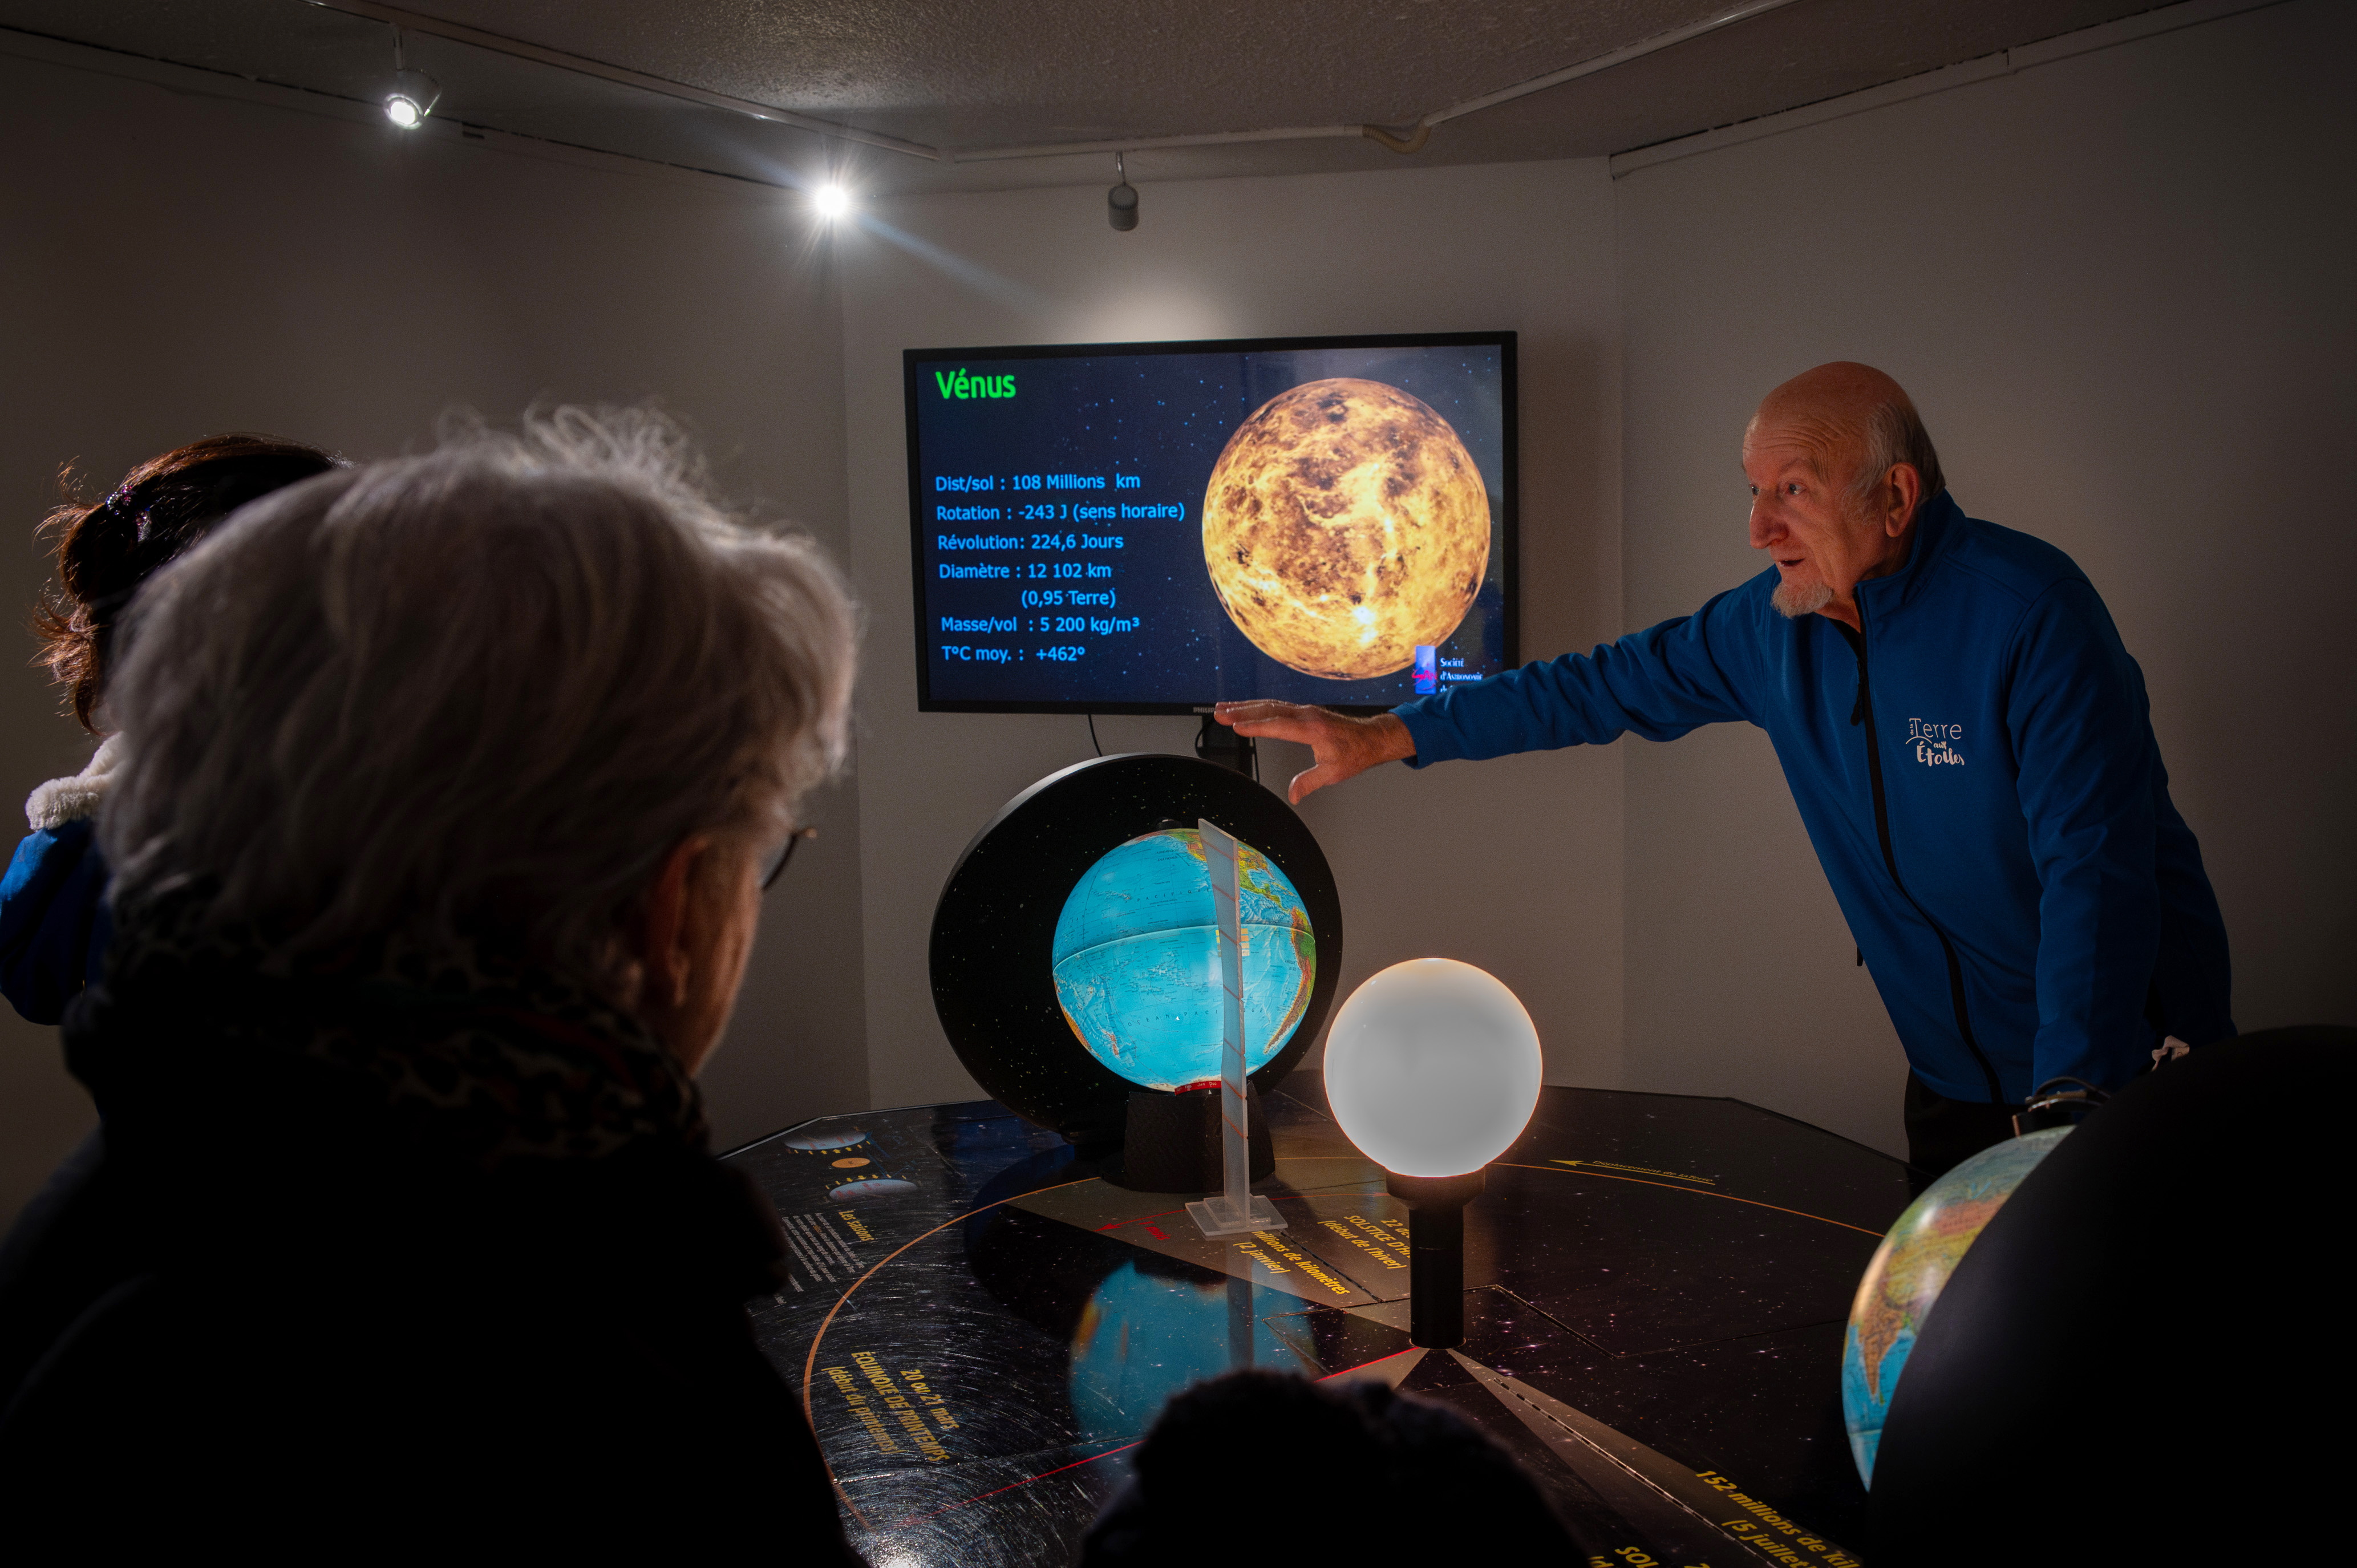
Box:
813;184;852;220
1324;958;1542;1347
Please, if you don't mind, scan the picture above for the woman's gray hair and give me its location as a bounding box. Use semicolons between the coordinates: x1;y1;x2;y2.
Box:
99;408;858;982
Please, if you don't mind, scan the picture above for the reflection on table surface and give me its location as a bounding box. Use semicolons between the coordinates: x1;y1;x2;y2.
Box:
731;1074;1909;1566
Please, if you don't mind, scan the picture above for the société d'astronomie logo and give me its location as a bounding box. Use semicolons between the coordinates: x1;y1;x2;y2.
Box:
935;368;1016;400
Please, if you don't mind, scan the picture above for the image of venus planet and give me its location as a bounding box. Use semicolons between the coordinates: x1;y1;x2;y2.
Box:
1201;377;1490;680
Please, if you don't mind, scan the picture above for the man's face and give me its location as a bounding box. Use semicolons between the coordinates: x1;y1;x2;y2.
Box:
1743;424;1880;618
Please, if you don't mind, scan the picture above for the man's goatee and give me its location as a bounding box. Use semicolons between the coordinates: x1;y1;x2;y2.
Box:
1773;578;1834;618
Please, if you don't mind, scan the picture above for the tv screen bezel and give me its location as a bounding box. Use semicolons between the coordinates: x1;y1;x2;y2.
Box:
904;330;1518;716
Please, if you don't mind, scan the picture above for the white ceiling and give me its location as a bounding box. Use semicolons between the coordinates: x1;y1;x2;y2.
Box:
2;1;2175;192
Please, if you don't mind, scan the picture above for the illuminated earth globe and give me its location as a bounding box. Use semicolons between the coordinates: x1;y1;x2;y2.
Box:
1051;827;1316;1093
1842;1127;2071;1486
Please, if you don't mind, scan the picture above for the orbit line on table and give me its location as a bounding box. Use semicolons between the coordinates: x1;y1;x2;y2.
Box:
894;1347;1427;1527
1080;1156;1884;1238
900;1437;1143;1527
1492;1162;1886;1237
799;1156;1882;1529
800;1177;1096;1526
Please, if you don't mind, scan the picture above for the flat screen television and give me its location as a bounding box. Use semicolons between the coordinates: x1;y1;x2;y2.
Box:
906;331;1516;714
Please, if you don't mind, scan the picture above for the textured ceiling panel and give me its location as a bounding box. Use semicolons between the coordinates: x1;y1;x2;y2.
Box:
0;0;2185;192
408;0;1747;140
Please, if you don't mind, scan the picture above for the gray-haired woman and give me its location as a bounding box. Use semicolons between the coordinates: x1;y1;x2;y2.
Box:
0;413;863;1555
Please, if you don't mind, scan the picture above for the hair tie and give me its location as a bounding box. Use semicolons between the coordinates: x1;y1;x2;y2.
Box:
94;484;144;530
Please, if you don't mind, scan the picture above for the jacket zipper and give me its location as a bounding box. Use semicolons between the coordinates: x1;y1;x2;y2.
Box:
1845;603;2007;1105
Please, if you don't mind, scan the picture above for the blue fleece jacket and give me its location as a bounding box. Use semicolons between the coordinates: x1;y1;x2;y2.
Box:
1395;492;2232;1104
1;819;111;1026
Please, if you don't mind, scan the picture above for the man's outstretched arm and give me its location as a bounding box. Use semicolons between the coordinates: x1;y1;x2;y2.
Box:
1210;703;1414;804
1214;595;1761;805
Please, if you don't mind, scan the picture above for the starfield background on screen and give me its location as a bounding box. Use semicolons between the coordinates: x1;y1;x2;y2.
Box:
906;334;1516;712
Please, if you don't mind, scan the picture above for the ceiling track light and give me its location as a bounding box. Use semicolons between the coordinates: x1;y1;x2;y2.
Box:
383;25;441;130
1107;152;1138;232
813;183;852;220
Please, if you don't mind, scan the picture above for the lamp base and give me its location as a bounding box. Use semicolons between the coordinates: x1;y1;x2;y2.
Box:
1386;1169;1486;1348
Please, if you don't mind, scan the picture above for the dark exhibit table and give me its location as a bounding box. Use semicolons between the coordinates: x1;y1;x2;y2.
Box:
730;1075;1910;1566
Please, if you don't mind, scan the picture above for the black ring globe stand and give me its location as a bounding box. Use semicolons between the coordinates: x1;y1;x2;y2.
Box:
929;752;1344;1173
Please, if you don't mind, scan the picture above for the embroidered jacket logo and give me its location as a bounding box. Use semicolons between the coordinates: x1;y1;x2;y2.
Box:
1907;718;1965;767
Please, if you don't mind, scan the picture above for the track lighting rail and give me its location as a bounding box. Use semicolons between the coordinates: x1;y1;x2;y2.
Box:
306;0;1809;166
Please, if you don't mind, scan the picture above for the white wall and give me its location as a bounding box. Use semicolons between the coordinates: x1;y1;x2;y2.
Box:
0;42;863;1219
834;161;1627;1110
833;0;2355;1157
1611;0;2356;1150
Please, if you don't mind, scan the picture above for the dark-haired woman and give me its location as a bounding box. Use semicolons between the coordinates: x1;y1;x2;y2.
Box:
1;436;338;1023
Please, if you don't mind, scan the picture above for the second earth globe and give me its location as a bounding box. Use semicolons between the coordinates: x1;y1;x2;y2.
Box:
1052;826;1317;1092
1841;1127;2070;1486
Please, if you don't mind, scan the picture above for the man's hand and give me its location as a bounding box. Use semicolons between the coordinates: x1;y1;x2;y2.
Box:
1212;702;1415;804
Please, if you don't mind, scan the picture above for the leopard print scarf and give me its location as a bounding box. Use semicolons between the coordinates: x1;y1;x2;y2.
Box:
80;886;707;1166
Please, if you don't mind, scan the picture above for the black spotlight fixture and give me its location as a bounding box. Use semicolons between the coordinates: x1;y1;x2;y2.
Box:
383;26;440;131
1107;152;1139;231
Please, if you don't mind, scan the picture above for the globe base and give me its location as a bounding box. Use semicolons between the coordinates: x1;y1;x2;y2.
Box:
1113;1084;1275;1193
1185;1192;1287;1238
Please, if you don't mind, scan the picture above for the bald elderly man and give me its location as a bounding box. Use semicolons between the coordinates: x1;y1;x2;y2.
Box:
1218;363;2233;1176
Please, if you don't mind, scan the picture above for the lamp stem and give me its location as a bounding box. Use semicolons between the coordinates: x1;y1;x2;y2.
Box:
1386;1169;1485;1348
1408;1201;1464;1347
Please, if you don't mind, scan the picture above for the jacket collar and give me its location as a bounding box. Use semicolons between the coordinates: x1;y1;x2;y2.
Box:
1854;489;1963;622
